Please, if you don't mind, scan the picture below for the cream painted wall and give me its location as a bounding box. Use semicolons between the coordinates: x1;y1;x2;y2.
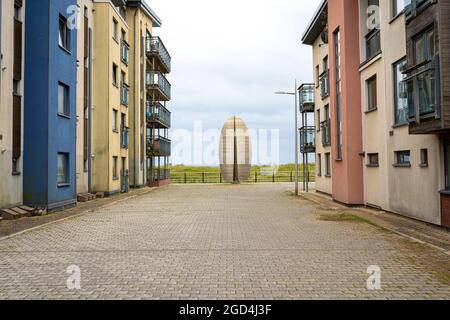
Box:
76;0;94;194
125;8;154;188
92;1;129;194
312;34;332;195
358;0;441;224
0;0;24;208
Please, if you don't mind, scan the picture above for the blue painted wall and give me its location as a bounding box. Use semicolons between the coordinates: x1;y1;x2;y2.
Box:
24;0;77;210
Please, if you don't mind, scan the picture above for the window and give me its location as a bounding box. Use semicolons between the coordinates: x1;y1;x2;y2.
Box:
392;0;406;17
315;65;320;87
57;153;69;185
325;153;331;176
59;16;70;51
13;80;20;95
414;28;435;65
420;149;428;167
317;154;322;176
395;150;411;166
112;64;118;86
334;30;343;160
317;109;321;131
323;55;328;72
367;153;379;167
112;109;118;132
445;140;450;189
112;19;118;41
112;156;118;180
58;82;69;116
367;76;377;111
394;59;408;125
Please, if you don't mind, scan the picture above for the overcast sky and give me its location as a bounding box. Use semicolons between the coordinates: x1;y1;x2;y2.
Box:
147;0;321;165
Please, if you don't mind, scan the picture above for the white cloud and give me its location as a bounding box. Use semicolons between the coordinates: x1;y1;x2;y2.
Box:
146;0;322;164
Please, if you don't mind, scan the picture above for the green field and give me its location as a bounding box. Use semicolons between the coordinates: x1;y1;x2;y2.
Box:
170;164;315;184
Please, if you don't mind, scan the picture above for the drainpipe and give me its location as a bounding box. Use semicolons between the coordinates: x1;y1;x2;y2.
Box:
88;28;93;193
141;34;145;185
133;9;138;187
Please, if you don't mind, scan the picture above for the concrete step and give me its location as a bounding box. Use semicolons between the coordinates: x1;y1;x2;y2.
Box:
1;208;26;220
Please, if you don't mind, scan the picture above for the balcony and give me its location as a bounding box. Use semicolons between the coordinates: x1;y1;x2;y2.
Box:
299;84;315;113
146;71;171;101
320;120;331;147
121;41;129;65
121;82;129;106
146;102;171;129
319;70;330;99
146;36;171;74
120;126;129;149
147;136;171;157
299;126;316;153
365;29;381;61
405;55;441;134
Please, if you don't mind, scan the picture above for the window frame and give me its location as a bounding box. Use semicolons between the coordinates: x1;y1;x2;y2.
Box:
367;153;379;167
393;58;408;125
58;15;70;52
57;152;70;186
112;156;119;180
367;75;378;112
394;150;411;167
57;82;70;117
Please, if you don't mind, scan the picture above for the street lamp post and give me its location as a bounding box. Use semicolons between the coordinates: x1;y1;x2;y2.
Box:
275;79;299;196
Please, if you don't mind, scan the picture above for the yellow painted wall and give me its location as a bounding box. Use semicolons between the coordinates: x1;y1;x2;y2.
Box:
125;8;154;187
312;34;332;196
92;1;129;194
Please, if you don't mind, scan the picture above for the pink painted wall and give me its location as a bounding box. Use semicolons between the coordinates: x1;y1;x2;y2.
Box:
328;0;364;205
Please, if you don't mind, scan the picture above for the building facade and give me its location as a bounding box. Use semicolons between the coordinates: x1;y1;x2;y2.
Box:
303;0;449;227
23;0;78;210
124;0;171;189
92;0;130;196
0;0;25;209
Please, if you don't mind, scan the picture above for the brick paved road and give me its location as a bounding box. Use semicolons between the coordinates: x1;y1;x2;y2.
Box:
0;184;449;299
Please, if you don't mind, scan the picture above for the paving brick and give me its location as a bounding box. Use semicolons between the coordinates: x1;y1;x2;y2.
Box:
0;184;448;299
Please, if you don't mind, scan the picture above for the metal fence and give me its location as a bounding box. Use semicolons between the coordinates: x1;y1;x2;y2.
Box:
171;171;315;184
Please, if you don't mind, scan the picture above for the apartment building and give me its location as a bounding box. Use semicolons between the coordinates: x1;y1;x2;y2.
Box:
302;0;364;205
301;0;332;195
23;0;78;210
0;0;25;209
76;0;94;195
124;0;171;188
303;0;449;227
92;0;130;196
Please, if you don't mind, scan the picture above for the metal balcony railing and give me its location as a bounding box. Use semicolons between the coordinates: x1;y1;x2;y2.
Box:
121;41;129;65
151;169;171;181
299;84;315;113
319;70;330;99
146;36;171;73
147;135;171;157
321;120;331;147
121;82;129;106
146;71;171;101
299;126;316;153
120;126;129;149
146;102;171;128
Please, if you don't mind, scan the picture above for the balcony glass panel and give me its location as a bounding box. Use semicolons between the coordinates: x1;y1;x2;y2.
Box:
321;121;331;146
299;126;316;153
147;136;171;157
146;102;171;128
299;84;315;112
146;71;171;100
319;71;330;99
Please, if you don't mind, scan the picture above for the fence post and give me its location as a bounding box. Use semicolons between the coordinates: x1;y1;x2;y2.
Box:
290;171;293;182
273;172;275;183
184;172;187;184
220;173;222;184
255;172;257;183
202;172;205;184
